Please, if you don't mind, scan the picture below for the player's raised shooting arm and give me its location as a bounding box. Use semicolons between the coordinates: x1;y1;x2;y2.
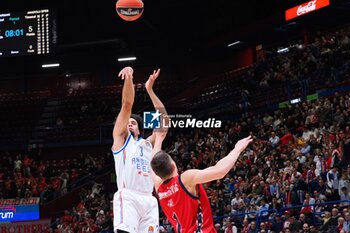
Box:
145;69;169;146
181;136;253;186
112;67;135;151
151;132;166;191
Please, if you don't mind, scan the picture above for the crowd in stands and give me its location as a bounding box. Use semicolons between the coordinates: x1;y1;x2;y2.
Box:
0;147;109;203
161;92;350;232
52;182;113;233
190;27;350;114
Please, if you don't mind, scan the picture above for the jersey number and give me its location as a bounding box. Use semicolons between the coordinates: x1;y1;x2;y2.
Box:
139;147;143;157
172;212;182;233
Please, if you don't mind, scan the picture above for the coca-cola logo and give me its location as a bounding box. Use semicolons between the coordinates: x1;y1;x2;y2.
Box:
285;0;330;21
297;0;317;16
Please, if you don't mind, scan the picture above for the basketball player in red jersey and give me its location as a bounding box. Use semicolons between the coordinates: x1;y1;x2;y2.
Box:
151;135;253;233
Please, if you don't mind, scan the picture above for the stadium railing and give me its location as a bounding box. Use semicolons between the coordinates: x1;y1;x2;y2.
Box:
209;200;350;227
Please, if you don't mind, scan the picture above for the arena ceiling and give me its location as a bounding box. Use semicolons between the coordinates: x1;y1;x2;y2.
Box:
0;0;350;76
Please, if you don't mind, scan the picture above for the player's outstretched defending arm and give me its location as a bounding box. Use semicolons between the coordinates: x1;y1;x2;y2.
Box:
145;69;169;146
181;136;253;186
112;67;135;151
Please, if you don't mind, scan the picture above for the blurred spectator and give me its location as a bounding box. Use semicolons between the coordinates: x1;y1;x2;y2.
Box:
269;132;280;148
302;223;310;233
215;223;224;233
327;167;340;191
223;218;237;233
343;212;350;233
340;187;350;207
338;217;345;232
247;221;258;233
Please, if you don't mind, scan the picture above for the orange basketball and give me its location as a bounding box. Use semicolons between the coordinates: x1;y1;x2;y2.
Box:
116;0;144;21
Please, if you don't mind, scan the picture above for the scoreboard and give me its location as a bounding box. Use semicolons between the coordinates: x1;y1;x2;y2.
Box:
0;9;57;57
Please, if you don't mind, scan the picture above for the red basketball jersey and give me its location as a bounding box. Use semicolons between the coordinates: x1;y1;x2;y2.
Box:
157;175;216;233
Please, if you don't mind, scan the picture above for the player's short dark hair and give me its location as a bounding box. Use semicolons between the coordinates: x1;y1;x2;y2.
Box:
130;114;143;133
151;151;174;179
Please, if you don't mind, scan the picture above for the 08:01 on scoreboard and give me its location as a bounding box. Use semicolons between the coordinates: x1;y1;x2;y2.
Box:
4;29;25;37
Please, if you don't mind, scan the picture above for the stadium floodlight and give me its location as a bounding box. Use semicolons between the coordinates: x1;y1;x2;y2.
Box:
277;47;289;54
42;63;60;68
118;57;137;62
227;41;241;47
290;98;301;104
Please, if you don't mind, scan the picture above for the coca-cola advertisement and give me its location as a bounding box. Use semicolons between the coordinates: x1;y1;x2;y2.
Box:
285;0;330;21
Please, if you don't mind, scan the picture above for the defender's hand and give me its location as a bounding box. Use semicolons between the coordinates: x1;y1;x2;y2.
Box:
234;136;253;153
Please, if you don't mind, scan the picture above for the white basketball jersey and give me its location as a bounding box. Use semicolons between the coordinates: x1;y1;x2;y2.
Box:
112;132;154;194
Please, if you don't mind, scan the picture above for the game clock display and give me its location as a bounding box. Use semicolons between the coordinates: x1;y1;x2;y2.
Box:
4;29;25;37
0;9;57;57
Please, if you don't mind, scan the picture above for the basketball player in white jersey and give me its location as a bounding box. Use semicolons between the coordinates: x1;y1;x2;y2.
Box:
112;67;168;233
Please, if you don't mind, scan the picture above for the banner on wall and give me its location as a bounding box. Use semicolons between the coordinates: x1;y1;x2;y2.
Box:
0;198;40;223
0;219;51;233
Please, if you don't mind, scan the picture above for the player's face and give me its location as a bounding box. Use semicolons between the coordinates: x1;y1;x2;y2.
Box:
128;118;140;136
